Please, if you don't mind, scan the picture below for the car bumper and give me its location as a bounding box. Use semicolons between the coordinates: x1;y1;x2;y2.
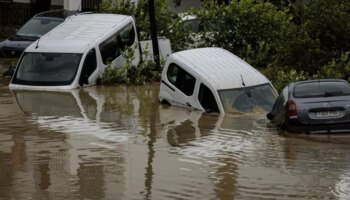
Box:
285;121;350;133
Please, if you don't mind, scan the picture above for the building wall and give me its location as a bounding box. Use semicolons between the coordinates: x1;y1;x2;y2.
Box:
52;0;63;6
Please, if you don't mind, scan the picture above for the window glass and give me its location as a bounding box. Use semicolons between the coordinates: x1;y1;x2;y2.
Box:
99;34;119;64
294;81;350;98
271;86;287;114
79;48;97;86
219;83;277;113
167;63;196;96
99;22;136;65
119;23;135;49
17;18;62;37
13;52;82;86
198;83;219;113
183;19;204;33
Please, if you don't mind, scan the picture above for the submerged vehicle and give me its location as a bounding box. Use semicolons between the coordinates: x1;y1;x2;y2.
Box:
0;9;77;57
9;13;141;90
267;79;350;133
159;47;278;114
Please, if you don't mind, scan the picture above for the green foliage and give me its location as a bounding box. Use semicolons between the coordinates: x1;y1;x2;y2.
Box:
275;0;350;72
99;47;158;85
96;0;350;88
98;0;192;51
260;66;313;92
261;52;350;92
191;0;291;68
318;52;350;81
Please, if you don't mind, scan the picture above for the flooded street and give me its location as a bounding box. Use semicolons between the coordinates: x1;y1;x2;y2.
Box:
1;59;350;199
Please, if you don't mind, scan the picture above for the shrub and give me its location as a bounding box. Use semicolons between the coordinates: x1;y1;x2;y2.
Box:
98;47;159;85
191;0;291;68
98;0;192;51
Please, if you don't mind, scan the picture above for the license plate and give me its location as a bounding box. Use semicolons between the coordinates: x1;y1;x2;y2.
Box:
315;111;339;118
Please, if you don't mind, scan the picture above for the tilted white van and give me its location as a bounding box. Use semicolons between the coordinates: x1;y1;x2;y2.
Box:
159;47;278;114
9;13;141;90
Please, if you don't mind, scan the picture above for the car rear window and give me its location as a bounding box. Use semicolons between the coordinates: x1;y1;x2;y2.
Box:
293;81;350;98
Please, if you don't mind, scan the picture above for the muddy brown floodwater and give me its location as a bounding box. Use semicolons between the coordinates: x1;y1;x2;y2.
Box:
1;58;350;199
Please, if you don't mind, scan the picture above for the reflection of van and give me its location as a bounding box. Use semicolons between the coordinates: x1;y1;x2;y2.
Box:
159;47;278;114
9;13;141;90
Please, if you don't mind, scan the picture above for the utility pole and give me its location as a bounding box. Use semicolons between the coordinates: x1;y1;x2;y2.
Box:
148;0;161;70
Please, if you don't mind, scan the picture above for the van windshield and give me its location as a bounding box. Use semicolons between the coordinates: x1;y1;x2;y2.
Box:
218;84;277;114
12;52;82;86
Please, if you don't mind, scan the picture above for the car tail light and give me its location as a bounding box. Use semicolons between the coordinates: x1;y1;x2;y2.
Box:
287;100;297;118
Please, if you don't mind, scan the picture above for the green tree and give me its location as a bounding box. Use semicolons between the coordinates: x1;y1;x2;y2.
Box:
191;0;291;68
98;0;192;51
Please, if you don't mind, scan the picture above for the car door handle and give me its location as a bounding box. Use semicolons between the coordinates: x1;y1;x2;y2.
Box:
186;102;192;107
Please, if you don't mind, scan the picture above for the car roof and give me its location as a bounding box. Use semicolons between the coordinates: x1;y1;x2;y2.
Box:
170;47;271;90
34;9;79;19
289;79;349;88
25;13;132;54
295;79;348;84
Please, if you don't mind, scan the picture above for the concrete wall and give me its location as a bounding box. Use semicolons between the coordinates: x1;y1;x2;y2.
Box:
64;0;81;11
13;0;35;3
52;0;63;6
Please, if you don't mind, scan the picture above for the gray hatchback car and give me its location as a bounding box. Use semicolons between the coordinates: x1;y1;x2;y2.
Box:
267;79;350;133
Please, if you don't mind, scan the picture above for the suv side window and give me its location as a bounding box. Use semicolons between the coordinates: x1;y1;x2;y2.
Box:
198;83;219;113
79;48;97;86
167;63;196;96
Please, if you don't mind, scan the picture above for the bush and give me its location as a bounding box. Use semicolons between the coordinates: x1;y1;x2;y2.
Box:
191;0;291;68
96;0;350;87
260;66;313;92
98;0;192;51
98;47;159;85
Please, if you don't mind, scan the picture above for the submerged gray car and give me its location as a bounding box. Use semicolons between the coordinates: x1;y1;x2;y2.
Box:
267;79;350;133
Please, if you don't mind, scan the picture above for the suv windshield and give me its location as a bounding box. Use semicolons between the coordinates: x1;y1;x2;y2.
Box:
12;52;82;86
16;18;62;37
219;84;277;114
294;81;350;98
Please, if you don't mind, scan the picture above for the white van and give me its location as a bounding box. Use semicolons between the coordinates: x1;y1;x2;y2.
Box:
9;13;141;90
159;47;278;114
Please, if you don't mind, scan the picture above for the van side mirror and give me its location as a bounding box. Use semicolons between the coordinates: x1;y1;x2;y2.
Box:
266;113;273;120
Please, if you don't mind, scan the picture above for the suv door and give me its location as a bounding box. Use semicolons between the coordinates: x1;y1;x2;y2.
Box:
166;63;196;108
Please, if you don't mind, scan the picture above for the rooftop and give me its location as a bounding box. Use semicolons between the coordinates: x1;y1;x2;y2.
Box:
171;47;270;90
26;14;131;53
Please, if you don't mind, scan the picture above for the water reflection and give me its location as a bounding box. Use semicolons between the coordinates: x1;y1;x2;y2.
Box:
0;84;350;199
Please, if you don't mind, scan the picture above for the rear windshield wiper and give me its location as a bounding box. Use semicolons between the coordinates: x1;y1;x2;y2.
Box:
324;91;343;97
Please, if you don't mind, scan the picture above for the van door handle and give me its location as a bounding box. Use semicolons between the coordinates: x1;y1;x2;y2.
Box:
186;102;192;107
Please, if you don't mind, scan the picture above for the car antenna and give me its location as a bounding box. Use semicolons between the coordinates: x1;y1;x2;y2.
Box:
35;38;40;49
241;74;246;86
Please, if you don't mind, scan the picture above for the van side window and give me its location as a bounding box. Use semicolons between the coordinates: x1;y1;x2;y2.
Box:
167;63;196;96
99;34;120;64
79;48;97;86
119;23;135;50
198;83;220;113
99;22;136;65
